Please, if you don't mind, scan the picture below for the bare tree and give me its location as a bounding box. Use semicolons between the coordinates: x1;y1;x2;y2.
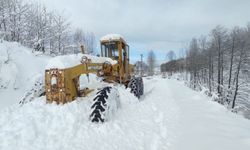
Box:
0;0;97;56
73;29;95;54
52;13;70;55
147;50;156;76
232;29;248;109
161;23;250;118
73;28;84;53
211;26;227;97
166;50;176;61
83;32;95;54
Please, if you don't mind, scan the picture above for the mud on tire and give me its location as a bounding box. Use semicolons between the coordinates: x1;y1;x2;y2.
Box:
90;86;120;123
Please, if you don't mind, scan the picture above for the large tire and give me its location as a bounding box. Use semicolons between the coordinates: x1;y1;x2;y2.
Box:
138;77;144;96
90;86;120;123
128;78;140;98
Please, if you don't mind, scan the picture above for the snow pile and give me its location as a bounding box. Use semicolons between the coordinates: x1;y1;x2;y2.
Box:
0;59;18;89
100;33;124;41
0;41;49;89
0;42;23;89
103;87;120;121
0;41;49;109
0;96;91;149
46;54;117;69
0;84;140;150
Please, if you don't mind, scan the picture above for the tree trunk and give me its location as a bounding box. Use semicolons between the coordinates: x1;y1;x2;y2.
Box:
228;37;235;89
232;47;244;109
217;42;221;95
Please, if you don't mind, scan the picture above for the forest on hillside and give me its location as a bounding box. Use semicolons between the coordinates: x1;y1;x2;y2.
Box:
0;0;95;55
161;25;250;119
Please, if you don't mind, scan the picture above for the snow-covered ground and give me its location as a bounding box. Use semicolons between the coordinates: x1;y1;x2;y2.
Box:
0;41;50;109
0;77;250;150
0;41;250;150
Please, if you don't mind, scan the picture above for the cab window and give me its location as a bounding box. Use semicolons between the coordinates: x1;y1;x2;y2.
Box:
101;42;119;60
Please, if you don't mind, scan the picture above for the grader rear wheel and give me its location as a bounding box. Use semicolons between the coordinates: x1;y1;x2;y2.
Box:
128;77;143;99
138;77;144;96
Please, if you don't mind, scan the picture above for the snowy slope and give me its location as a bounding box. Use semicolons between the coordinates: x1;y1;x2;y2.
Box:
0;77;250;150
0;41;50;109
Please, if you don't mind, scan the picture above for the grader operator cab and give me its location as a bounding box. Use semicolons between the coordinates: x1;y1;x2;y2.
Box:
45;34;144;122
99;35;131;83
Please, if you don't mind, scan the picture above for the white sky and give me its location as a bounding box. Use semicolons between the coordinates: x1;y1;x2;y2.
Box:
37;0;250;63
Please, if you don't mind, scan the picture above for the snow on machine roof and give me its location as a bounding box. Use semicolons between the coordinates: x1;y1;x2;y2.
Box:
100;34;127;44
45;54;117;69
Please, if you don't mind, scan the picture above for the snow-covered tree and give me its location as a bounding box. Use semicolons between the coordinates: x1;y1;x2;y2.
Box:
166;50;176;61
0;0;95;55
147;50;156;76
161;24;250;118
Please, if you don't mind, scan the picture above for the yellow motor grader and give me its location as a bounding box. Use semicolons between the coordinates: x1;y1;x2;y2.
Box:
44;34;144;122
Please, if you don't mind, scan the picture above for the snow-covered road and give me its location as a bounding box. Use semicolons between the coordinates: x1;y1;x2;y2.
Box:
0;77;250;150
157;78;250;150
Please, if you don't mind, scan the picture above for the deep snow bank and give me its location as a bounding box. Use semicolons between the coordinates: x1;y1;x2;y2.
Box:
0;84;139;150
0;41;50;109
0;41;49;90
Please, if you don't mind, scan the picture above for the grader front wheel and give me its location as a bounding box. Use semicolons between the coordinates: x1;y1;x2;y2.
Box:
90;86;120;123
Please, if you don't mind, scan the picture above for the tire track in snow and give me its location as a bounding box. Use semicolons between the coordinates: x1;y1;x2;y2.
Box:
142;77;181;150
